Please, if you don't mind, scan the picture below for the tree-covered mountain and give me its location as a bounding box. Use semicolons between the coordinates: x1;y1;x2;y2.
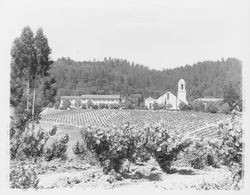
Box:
50;57;242;103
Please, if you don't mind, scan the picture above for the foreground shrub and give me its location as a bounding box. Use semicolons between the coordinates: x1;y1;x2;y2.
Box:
81;123;192;174
81;123;139;174
186;113;243;189
10;126;57;160
219;113;243;189
44;134;69;161
185;139;221;169
141;126;192;173
72;140;85;155
10;165;39;189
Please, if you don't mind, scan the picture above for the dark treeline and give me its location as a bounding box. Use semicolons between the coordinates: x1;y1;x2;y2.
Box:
50;57;242;102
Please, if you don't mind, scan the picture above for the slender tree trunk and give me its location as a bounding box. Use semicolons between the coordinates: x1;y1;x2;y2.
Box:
26;78;30;111
32;87;36;129
31;74;37;129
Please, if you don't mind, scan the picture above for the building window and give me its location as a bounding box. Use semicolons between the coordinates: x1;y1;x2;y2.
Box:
167;93;169;100
181;84;184;90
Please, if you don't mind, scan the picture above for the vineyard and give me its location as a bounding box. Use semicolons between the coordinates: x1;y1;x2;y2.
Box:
9;23;244;190
40;109;232;139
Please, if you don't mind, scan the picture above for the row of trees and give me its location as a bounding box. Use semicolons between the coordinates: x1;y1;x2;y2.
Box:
10;26;57;127
10;26;58;159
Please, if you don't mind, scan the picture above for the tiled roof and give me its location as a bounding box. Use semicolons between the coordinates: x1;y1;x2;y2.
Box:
61;96;82;99
195;98;223;102
61;94;121;99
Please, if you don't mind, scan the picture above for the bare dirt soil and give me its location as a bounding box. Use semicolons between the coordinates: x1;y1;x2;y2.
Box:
34;157;233;190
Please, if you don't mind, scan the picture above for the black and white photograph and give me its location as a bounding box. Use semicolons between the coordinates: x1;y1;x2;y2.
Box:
1;0;249;192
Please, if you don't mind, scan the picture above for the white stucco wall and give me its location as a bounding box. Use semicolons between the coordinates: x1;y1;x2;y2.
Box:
60;98;120;108
80;99;119;105
145;97;156;109
156;91;177;109
177;79;188;106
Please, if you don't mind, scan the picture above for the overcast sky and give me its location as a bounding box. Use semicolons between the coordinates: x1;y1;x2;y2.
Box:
1;0;250;70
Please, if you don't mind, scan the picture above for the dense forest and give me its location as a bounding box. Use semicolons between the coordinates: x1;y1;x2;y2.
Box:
50;57;242;103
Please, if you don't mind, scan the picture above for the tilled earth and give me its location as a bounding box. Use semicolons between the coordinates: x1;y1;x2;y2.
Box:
18;157;235;190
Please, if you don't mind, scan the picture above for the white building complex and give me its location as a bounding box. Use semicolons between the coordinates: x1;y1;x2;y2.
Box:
145;79;188;110
60;94;124;108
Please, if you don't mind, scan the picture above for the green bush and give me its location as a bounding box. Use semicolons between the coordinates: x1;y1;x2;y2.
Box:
158;104;165;110
81;123;192;174
61;99;71;110
10;126;57;160
110;103;120;109
179;101;190;110
92;104;98;109
81;103;87;109
98;103;109;109
75;99;82;108
184;139;220;169
141;126;192;173
185;113;243;189
223;82;242;111
49;126;57;136
166;103;173;109
219;102;231;114
135;148;151;162
87;100;93;109
205;103;219;113
54;101;60;109
81;124;139;174
193;101;205;112
44;134;69;161
47;102;54;108
219;113;243;189
125;102;135;110
72;140;85;155
153;102;160;110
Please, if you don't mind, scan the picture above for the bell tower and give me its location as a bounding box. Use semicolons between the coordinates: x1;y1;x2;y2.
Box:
177;79;188;106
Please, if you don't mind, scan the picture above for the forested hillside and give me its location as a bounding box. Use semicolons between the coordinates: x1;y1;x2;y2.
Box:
50;57;242;102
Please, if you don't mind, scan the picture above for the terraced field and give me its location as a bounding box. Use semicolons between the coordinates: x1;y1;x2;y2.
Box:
40;109;232;139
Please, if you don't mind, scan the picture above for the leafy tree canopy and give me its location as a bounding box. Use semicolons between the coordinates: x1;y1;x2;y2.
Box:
50;57;242;105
